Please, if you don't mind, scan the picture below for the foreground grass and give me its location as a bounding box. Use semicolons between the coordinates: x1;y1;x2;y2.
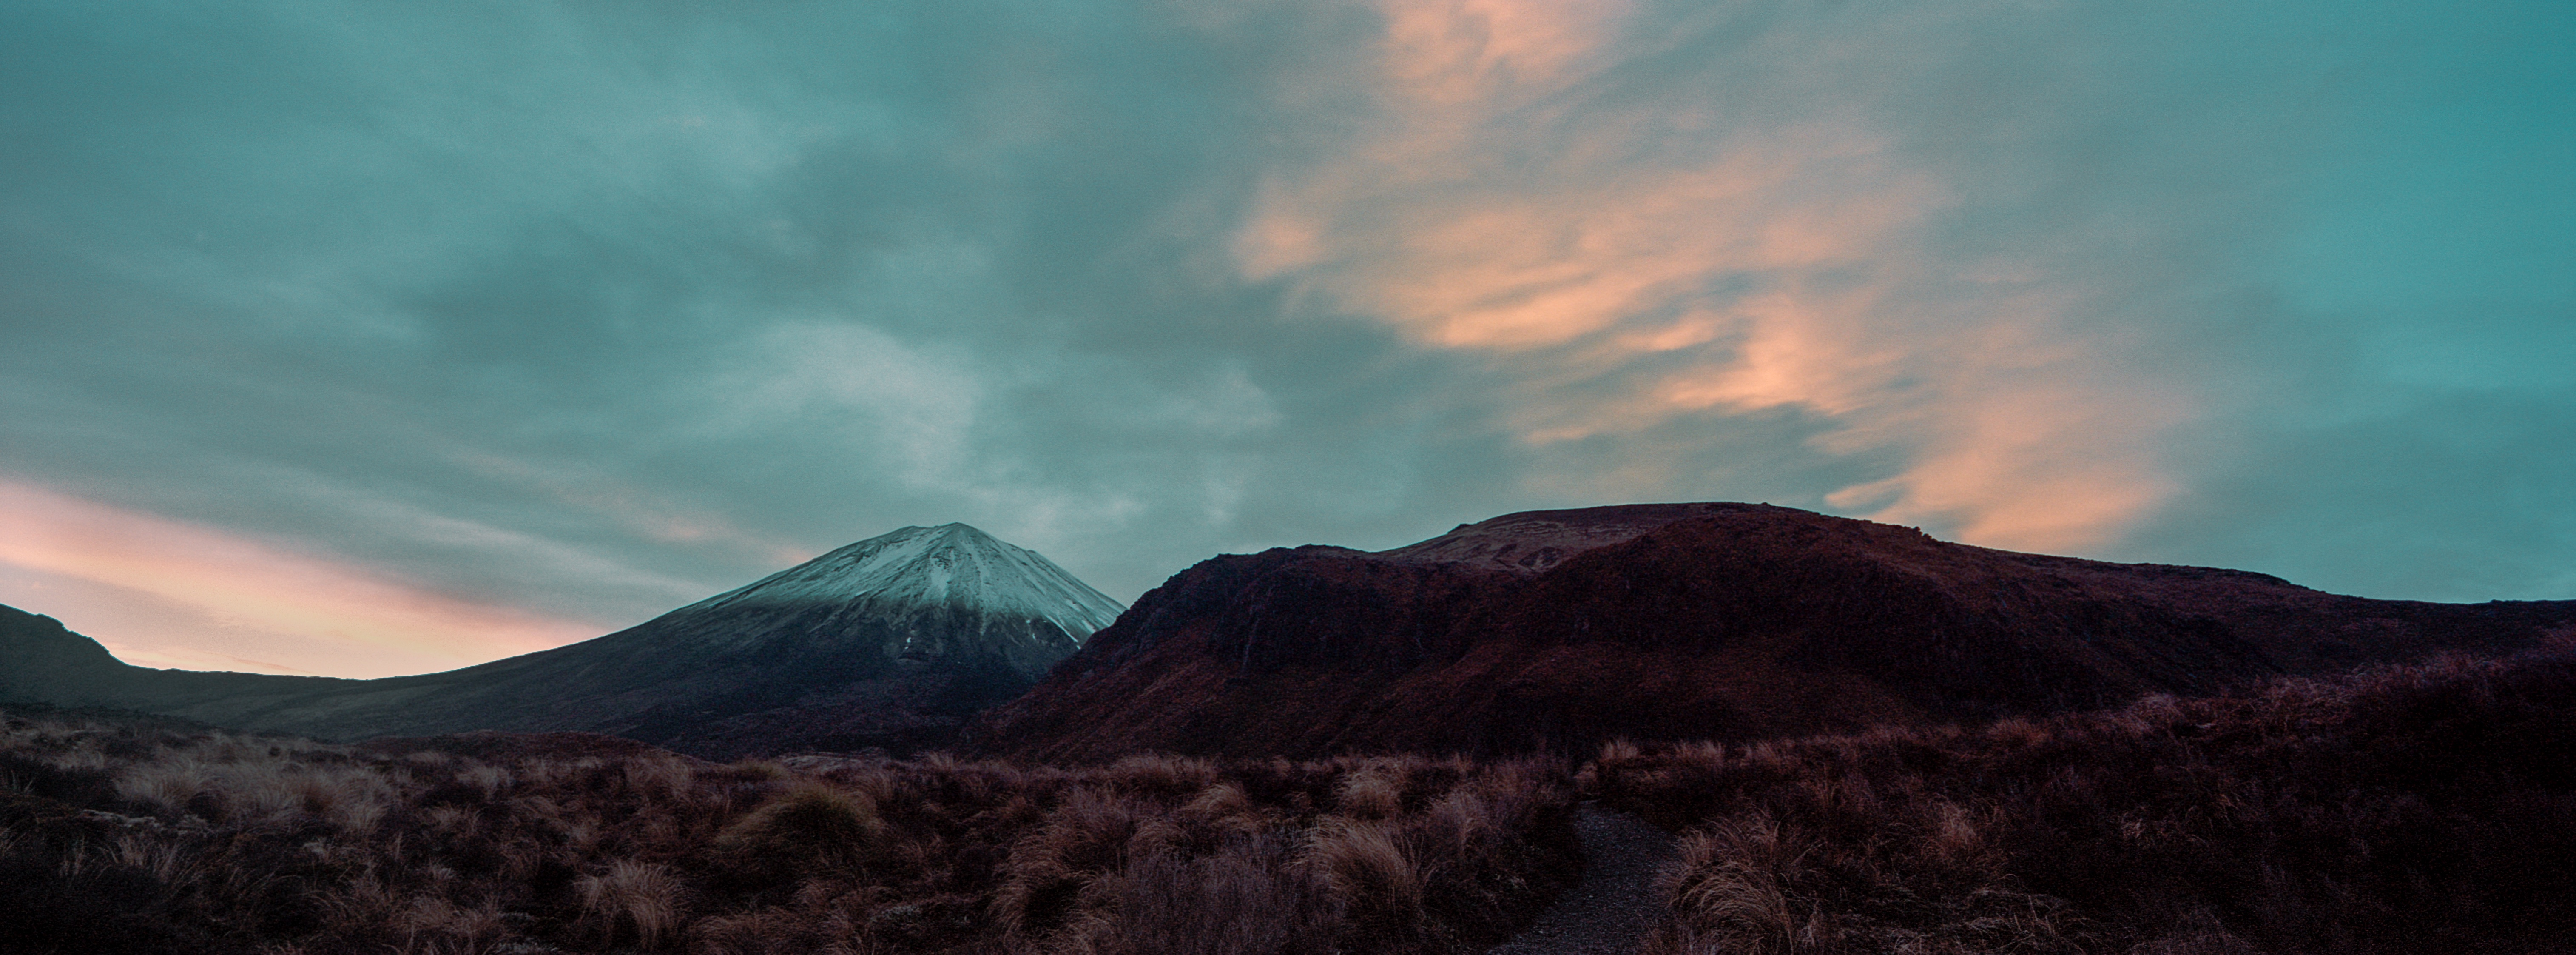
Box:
1595;646;2576;954
11;642;2572;954
0;715;1576;955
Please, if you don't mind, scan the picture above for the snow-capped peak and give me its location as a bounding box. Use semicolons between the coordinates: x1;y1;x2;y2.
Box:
682;523;1125;642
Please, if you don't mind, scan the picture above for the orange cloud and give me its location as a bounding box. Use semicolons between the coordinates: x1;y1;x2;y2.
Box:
0;480;601;678
454;452;816;568
1376;0;1631;103
1235;0;2197;553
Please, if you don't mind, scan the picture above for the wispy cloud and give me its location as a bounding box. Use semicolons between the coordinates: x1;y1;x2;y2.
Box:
1235;0;2202;551
0;0;2564;684
0;480;601;677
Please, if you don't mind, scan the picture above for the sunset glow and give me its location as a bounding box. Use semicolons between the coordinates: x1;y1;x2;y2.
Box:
1;0;2566;675
0;481;599;677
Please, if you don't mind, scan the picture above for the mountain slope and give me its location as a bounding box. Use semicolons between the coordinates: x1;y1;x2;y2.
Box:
972;503;2576;761
1;523;1122;756
0;604;361;714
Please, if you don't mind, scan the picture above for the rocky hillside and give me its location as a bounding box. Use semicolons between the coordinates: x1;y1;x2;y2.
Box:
972;503;2576;761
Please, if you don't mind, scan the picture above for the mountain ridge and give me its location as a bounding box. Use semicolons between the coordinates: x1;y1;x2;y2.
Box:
972;502;2576;761
0;522;1121;757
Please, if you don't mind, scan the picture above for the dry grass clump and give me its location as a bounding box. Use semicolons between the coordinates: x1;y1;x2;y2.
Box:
714;782;888;884
1331;764;1405;820
112;747;397;835
1302;815;1422;945
1600;648;2576;954
1658;813;1821;955
578;858;686;949
0;710;1577;954
1082;833;1336;955
989;753;1576;955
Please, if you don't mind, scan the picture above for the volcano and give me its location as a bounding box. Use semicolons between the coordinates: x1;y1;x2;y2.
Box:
0;523;1122;757
971;503;2576;761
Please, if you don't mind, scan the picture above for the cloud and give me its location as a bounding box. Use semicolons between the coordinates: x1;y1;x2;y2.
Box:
0;479;602;677
1230;0;2205;552
697;319;988;488
0;0;2567;685
451;452;814;567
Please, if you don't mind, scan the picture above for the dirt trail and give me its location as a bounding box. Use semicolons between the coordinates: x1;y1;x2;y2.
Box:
1486;801;1681;955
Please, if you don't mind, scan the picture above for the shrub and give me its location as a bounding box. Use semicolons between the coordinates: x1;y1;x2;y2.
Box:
1609;649;2576;954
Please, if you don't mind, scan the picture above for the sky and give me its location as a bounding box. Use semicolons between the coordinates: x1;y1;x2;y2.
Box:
2;0;2569;678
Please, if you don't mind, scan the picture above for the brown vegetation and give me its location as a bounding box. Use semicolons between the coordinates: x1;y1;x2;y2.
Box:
1594;644;2576;954
979;503;2576;763
0;711;1575;954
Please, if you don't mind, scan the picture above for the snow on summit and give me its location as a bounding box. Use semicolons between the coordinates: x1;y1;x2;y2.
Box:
686;523;1125;642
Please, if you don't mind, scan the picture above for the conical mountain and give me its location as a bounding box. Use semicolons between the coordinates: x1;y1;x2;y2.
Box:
662;522;1124;681
0;523;1124;757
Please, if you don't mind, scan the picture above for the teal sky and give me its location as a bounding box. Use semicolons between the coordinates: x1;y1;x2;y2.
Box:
2;0;2568;677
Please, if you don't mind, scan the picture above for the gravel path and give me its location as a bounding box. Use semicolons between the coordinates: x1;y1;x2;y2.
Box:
1486;801;1681;955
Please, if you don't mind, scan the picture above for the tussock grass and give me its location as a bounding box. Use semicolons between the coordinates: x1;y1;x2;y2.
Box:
577;858;685;949
1304;816;1422;931
28;644;2551;952
1331;766;1404;820
1601;648;2576;954
0;713;1577;954
716;782;887;883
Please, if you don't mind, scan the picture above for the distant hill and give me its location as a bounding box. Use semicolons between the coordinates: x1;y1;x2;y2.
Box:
971;503;2576;761
0;523;1122;757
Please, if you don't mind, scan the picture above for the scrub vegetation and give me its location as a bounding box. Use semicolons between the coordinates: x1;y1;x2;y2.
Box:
6;643;2573;953
1595;645;2576;954
0;716;1576;955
